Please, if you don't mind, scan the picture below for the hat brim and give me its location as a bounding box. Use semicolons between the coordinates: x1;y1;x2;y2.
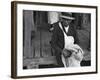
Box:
60;15;75;20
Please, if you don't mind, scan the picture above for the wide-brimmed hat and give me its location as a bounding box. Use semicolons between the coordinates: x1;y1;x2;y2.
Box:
60;12;75;20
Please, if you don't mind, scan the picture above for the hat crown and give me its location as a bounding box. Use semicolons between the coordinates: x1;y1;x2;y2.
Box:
61;12;72;17
60;12;75;20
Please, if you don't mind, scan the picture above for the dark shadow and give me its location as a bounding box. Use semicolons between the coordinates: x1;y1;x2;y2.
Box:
81;60;91;66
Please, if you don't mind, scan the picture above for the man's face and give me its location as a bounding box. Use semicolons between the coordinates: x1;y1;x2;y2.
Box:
61;18;72;27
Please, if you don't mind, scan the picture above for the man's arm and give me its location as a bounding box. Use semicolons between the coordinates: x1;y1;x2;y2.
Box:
50;26;62;53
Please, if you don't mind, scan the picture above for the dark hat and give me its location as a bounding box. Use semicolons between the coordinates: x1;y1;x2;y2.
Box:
60;12;75;20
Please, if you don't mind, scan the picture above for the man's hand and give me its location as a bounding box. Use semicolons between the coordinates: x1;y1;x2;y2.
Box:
62;49;72;58
63;44;84;58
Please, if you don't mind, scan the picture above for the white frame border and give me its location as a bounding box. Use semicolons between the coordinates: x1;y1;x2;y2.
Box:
15;2;97;77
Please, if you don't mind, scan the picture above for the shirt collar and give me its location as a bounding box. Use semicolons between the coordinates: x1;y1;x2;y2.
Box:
59;22;69;32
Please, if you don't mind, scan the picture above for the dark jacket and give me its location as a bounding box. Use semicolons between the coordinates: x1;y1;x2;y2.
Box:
51;22;79;55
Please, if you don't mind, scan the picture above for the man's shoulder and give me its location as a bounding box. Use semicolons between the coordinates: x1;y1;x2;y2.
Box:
53;22;59;26
69;23;74;27
69;23;76;30
52;22;60;30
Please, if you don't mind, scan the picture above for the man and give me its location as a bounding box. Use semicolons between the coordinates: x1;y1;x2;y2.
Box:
51;12;83;67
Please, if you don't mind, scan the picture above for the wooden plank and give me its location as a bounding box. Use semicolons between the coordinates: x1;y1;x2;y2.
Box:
23;56;57;67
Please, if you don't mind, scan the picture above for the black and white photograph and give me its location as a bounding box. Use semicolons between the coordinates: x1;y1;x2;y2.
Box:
23;11;91;69
11;1;97;78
